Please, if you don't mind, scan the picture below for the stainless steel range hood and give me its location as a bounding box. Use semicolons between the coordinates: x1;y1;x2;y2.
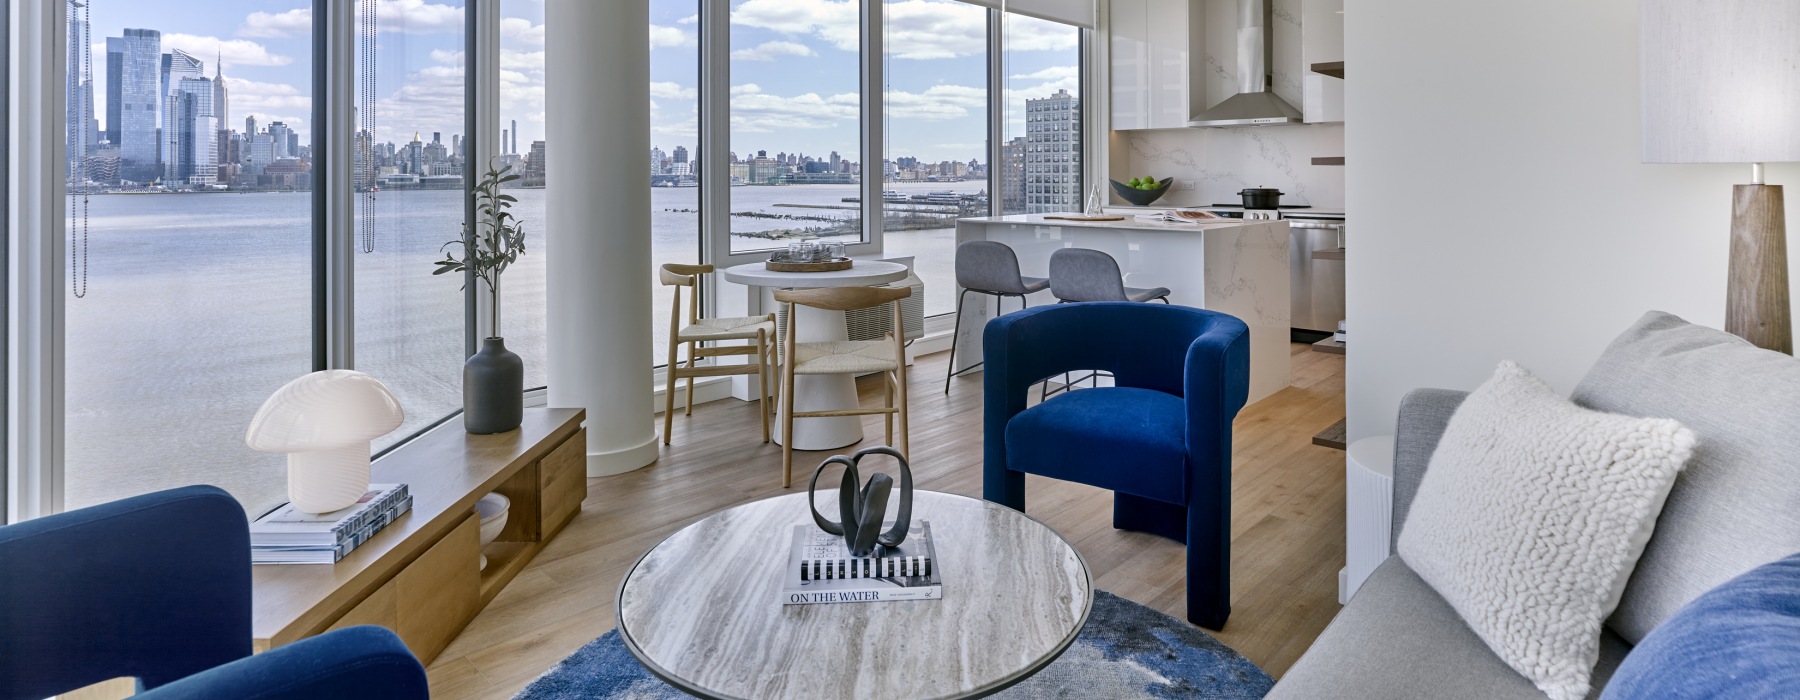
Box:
1188;0;1303;127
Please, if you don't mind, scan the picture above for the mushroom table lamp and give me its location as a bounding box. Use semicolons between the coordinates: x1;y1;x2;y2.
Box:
246;370;405;514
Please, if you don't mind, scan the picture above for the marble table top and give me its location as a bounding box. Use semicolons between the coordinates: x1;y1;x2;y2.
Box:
616;490;1093;700
721;259;910;288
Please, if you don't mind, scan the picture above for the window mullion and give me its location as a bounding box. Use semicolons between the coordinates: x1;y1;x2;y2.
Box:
320;0;355;370
859;0;883;252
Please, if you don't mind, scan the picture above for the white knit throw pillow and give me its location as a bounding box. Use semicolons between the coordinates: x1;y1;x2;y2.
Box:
1397;361;1695;700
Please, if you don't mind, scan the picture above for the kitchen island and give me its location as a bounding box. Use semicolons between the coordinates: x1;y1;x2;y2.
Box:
953;214;1290;404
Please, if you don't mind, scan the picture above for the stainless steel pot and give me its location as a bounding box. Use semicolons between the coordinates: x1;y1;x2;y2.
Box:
1239;187;1283;209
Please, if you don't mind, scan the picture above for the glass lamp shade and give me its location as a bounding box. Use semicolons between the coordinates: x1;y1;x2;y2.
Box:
246;370;405;513
1641;0;1800;164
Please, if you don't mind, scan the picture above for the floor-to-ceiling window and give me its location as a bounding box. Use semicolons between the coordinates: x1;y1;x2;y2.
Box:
498;0;547;389
353;0;468;452
880;0;986;318
1003;12;1082;215
62;1;314;515
650;0;701;364
726;0;863;255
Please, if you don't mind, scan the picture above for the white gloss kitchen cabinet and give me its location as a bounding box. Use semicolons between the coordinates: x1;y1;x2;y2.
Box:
1302;0;1345;123
1110;0;1340;129
1109;0;1198;130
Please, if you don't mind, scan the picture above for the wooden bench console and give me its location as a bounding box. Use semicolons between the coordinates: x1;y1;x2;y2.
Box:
252;407;587;663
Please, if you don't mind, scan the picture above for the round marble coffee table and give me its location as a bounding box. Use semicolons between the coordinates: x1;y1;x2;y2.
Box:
721;260;909;451
617;490;1093;700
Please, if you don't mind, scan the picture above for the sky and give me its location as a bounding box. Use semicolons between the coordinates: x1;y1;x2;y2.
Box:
76;0;1080;165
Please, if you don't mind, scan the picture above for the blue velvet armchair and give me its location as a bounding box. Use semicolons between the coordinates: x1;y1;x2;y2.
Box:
0;485;428;700
983;302;1250;630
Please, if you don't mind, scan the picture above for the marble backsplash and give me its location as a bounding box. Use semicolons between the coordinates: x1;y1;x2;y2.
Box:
1114;124;1346;209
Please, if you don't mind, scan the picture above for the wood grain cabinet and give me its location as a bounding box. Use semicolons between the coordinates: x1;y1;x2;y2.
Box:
253;408;587;665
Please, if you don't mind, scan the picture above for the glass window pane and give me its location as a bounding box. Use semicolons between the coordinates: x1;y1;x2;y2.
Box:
651;0;700;365
881;0;987;318
1003;13;1080;215
727;0;862;255
499;0;547;389
65;3;311;515
355;0;468;452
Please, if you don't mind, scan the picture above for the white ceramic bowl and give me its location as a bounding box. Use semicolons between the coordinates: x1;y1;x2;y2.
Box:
476;492;510;547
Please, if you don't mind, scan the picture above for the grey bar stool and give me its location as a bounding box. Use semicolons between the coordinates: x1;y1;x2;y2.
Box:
1047;248;1171;303
945;241;1049;393
1041;248;1171;399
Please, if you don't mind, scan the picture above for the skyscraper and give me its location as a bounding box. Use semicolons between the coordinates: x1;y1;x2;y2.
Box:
213;54;232;181
106;28;162;182
168;76;217;185
161;49;205;182
267;121;293;159
510;119;518;154
650;146;666;176
66;5;98;181
1024;89;1080;214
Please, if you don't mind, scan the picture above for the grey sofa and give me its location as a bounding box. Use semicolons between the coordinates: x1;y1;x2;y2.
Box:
1269;312;1800;699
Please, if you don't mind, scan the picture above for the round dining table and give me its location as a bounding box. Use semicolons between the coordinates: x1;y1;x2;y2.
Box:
721;259;909;450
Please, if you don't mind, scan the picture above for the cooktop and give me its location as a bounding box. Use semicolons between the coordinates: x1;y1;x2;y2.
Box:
1210;204;1314;209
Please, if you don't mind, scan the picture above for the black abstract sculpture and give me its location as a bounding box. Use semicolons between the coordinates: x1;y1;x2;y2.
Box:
806;446;914;557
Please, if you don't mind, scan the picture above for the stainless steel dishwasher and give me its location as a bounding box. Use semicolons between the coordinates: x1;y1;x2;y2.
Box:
1285;215;1345;337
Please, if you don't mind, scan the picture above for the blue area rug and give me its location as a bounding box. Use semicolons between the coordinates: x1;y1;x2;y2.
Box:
514;590;1273;699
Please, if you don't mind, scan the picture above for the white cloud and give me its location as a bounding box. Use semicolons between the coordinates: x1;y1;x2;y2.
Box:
731;40;816;62
731;0;859;52
886;83;984;120
429;49;464;66
227;77;312;119
651;82;698;100
374;64;465;144
729;84;858;132
1009;66;1077;82
377;0;465;34
677;14;699;25
649;25;696;49
885;0;984;59
162;34;294;68
239;7;312;39
500;17;544;46
1004;13;1081;52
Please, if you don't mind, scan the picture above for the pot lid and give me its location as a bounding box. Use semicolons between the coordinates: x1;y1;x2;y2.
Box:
1240;188;1283;195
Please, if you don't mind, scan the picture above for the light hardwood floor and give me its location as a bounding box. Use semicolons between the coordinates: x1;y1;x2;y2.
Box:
427;344;1348;698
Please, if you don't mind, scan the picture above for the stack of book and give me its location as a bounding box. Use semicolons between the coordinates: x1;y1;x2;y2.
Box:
250;483;413;564
781;521;942;605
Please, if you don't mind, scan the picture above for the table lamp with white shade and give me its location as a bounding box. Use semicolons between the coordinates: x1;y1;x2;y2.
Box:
1641;0;1800;353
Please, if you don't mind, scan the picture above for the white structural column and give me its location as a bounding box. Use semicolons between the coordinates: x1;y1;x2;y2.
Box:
546;1;658;476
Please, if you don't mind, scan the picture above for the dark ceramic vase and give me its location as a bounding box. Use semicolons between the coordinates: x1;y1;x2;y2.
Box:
465;337;523;434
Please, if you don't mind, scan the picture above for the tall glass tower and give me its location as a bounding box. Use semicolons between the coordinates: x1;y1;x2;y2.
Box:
161;50;206;182
170;77;217;186
105;28;162;183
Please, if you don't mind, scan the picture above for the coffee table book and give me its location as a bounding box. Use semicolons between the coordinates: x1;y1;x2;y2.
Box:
250;483;413;564
782;521;941;605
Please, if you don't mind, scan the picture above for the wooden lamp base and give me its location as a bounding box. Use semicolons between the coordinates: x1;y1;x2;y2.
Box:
1728;183;1792;354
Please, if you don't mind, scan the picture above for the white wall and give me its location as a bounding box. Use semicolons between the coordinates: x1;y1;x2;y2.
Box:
1116;124;1346;208
1345;0;1800;439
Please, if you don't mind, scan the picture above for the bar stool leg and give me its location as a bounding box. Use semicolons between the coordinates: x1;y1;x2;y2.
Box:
756;329;772;443
943;287;972;394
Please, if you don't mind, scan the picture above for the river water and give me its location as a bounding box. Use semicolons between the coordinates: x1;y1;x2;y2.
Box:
63;181;970;515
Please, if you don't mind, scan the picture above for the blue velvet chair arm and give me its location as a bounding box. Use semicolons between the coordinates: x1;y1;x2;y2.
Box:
136;626;428;700
0;486;251;700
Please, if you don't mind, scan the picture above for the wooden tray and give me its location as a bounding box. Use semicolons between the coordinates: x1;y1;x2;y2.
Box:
765;258;853;272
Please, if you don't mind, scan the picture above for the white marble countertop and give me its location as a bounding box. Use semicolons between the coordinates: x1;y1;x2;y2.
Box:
957;213;1283;233
1104;204;1347;218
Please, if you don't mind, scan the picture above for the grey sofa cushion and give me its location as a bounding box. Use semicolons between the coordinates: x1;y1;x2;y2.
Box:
1571;311;1800;644
1269;557;1630;700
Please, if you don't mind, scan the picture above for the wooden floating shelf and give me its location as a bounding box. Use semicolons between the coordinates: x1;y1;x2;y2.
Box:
1310;61;1345;79
1313;418;1349;451
1312;337;1346;355
1313;248;1345;261
1311;157;1345;166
